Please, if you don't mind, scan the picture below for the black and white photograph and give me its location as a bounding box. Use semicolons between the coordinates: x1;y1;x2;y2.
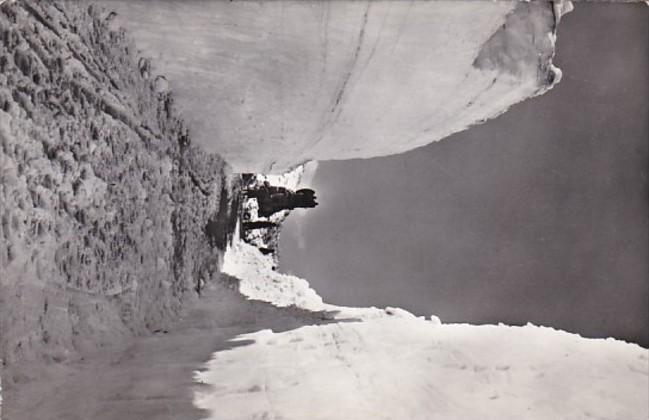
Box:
0;0;647;419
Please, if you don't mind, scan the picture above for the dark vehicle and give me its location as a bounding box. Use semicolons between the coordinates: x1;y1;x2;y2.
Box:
245;182;318;218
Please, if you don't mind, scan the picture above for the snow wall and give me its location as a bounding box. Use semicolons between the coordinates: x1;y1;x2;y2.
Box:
0;1;238;375
101;0;572;173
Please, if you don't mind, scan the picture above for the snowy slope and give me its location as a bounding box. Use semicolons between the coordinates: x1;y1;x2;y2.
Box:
224;238;441;321
223;239;325;311
214;238;649;420
98;1;569;173
195;320;648;420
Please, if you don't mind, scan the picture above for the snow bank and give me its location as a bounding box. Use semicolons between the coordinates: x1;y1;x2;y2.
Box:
223;237;414;321
223;239;325;312
195;319;648;420
99;1;568;173
217;224;648;420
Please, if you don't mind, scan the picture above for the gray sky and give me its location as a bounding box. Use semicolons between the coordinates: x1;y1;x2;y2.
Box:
280;3;648;347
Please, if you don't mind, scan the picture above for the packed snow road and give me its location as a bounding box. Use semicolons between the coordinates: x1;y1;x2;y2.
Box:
3;280;329;420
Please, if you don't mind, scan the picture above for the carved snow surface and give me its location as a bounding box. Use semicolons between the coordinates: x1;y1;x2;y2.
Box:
0;1;236;371
102;1;568;173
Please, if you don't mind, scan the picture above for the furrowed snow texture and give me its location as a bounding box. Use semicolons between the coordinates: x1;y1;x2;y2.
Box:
0;0;238;379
